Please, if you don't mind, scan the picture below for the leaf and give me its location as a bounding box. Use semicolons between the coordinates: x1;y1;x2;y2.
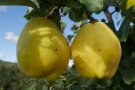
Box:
48;9;61;32
71;25;79;31
122;56;135;67
115;0;125;5
54;80;65;88
78;0;103;13
69;7;84;22
112;72;121;86
117;18;131;42
0;0;38;9
88;85;96;90
68;35;74;41
80;19;87;26
60;21;67;32
71;24;79;34
97;79;112;87
104;0;116;6
122;68;135;84
79;78;96;89
66;0;82;9
61;6;71;16
22;82;37;90
70;83;82;90
104;0;125;6
24;8;40;20
42;85;48;90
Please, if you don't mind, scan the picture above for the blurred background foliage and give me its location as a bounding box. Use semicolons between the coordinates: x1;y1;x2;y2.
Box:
0;0;135;90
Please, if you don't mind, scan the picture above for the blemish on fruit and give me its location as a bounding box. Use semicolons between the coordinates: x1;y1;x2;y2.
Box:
55;48;58;51
98;49;101;51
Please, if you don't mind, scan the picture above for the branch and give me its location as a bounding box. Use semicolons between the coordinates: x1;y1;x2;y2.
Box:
104;9;113;23
103;6;118;34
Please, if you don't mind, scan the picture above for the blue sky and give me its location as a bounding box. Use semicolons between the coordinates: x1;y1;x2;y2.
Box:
0;6;28;62
0;6;122;62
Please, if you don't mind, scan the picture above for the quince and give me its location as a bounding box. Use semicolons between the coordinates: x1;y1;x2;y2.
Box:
71;21;122;79
17;17;70;81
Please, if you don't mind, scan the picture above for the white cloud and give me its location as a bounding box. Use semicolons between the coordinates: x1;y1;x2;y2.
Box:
0;6;8;12
0;52;5;59
5;32;19;42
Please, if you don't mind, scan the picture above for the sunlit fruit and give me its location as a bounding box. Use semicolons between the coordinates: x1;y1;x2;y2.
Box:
71;21;122;79
17;17;70;81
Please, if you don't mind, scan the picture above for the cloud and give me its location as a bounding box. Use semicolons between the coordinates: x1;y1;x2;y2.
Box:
0;52;5;59
0;6;8;12
5;32;19;42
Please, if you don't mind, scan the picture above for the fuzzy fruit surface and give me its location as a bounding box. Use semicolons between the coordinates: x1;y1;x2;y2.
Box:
17;17;70;81
71;21;122;79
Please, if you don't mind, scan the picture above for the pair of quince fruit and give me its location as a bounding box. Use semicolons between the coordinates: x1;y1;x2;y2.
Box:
17;17;121;81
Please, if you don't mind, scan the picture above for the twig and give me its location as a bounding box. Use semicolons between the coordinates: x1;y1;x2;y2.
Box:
105;9;113;23
104;7;117;34
111;10;116;15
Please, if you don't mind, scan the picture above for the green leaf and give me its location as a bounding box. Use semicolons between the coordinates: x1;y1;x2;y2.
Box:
79;79;96;89
42;85;48;90
71;25;79;31
60;21;67;32
66;0;82;9
67;35;74;42
48;9;61;32
117;18;131;42
97;79;112;87
0;0;38;9
104;0;116;6
80;19;87;26
104;0;125;6
112;72;121;86
54;80;65;88
115;0;125;5
69;7;84;22
122;56;135;67
70;83;82;90
71;24;79;34
122;68;135;84
22;83;37;90
88;85;96;90
61;6;71;16
78;0;103;13
24;8;40;20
